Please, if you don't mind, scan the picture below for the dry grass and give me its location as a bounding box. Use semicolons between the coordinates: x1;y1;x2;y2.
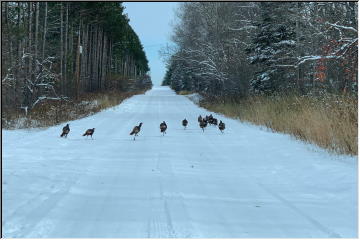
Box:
2;89;148;129
202;94;357;155
178;90;195;95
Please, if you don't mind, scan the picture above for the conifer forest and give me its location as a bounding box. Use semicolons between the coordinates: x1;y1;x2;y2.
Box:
2;2;151;113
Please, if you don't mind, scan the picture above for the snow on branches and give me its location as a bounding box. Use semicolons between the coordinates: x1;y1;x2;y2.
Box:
19;55;66;111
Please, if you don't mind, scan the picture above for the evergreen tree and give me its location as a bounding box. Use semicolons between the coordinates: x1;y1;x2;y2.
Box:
162;64;173;86
1;2;151;111
246;2;297;94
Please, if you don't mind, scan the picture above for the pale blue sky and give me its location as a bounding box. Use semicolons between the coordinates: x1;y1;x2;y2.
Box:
123;2;178;86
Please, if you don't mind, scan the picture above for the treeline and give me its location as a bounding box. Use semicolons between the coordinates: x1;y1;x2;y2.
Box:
2;2;152;113
163;2;357;98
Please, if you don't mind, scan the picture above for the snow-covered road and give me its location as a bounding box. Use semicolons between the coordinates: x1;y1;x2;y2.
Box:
2;86;357;238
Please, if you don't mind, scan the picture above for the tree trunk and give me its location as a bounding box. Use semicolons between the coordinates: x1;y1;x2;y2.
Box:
3;2;8;25
60;2;64;94
92;25;98;91
95;25;100;90
69;22;73;69
83;24;89;92
64;3;68;95
295;2;302;93
75;20;81;100
80;23;88;92
15;2;22;107
3;2;9;77
27;2;32;77
42;2;47;60
35;2;39;61
101;34;107;90
26;2;34;108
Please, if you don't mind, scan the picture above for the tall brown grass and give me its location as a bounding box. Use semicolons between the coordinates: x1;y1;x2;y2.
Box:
178;90;195;95
201;94;357;155
2;89;148;129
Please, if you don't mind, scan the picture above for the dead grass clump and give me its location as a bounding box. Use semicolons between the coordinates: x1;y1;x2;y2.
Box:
202;94;357;155
2;89;148;129
178;90;195;95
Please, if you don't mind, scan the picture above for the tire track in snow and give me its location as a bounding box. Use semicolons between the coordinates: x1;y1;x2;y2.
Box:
256;182;342;238
146;95;174;238
4;93;151;238
179;96;343;237
146;153;176;237
205;124;342;237
158;155;176;238
189;100;343;237
146;95;195;238
5;174;79;237
205;126;343;237
177;98;249;237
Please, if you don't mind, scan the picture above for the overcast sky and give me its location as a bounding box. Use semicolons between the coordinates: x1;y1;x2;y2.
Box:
123;2;178;86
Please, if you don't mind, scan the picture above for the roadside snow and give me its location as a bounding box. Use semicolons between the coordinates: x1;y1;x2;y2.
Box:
2;86;357;238
185;93;203;105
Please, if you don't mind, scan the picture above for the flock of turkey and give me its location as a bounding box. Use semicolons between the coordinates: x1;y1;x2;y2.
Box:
60;114;225;141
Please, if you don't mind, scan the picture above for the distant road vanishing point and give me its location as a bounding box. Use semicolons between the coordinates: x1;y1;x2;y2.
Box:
2;86;357;238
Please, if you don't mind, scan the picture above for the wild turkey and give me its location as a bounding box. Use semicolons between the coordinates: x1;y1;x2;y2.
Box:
182;118;188;129
199;119;207;132
160;121;167;135
212;118;218;126
82;128;95;138
208;118;213;125
60;124;70;138
218;120;225;133
198;115;202;123
130;122;143;140
209;117;218;126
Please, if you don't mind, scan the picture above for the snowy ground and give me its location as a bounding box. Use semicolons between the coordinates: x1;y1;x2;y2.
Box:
2;86;357;238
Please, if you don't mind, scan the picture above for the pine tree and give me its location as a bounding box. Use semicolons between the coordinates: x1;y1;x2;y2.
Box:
246;2;297;94
1;2;151;112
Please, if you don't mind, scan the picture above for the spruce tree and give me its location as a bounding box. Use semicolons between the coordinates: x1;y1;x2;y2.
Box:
246;2;297;94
